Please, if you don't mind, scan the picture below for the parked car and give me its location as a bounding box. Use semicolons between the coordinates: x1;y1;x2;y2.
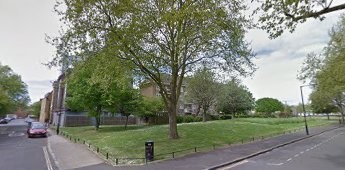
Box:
6;114;16;120
0;118;8;124
27;122;48;138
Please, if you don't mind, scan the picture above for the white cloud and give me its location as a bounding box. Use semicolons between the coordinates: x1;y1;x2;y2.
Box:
243;11;343;105
0;0;343;106
0;0;61;103
26;80;54;103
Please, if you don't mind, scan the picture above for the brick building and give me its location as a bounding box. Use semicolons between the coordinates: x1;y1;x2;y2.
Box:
39;92;52;123
139;78;199;115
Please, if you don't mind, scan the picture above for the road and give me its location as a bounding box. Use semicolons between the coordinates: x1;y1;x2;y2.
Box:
221;127;345;170
0;119;55;170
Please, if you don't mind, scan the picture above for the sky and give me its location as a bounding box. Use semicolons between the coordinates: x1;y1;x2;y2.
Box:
0;0;343;105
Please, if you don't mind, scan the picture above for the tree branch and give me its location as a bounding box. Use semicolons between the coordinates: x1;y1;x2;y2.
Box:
286;3;345;21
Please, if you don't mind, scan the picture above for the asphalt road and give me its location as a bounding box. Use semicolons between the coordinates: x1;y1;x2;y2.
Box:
222;127;345;170
0;119;55;170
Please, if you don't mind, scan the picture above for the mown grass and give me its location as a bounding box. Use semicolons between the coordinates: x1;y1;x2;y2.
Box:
61;117;335;162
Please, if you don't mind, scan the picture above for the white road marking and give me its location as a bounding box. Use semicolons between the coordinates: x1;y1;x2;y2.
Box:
47;137;59;168
267;162;284;166
300;151;304;154
286;158;292;162
8;131;25;137
294;154;299;157
218;160;249;170
306;148;310;151
42;146;53;170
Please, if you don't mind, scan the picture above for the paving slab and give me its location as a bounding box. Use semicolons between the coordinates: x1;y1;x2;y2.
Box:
47;130;105;170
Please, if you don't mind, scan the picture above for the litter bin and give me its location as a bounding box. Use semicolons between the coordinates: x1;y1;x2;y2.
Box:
145;140;154;162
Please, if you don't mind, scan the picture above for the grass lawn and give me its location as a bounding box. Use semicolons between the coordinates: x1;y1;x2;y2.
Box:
61;117;336;163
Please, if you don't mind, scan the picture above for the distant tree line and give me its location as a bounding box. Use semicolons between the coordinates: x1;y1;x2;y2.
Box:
0;63;30;116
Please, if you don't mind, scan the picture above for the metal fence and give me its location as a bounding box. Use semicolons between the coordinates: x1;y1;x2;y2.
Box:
57;127;311;165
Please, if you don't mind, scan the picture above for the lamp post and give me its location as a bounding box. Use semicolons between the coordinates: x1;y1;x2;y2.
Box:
299;84;316;135
56;110;62;135
300;85;309;135
56;109;65;135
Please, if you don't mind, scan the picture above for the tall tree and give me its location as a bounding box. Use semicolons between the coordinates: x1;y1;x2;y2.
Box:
108;88;141;129
53;0;255;139
296;15;345;122
255;97;284;115
138;96;165;122
29;101;42;118
187;67;218;122
253;0;345;38
310;90;338;120
0;89;12;116
66;53;134;130
0;63;30;116
297;52;325;84
217;80;255;116
316;54;345;122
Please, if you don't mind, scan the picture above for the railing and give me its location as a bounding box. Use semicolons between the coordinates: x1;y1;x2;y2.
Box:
56;127;310;165
59;131;147;165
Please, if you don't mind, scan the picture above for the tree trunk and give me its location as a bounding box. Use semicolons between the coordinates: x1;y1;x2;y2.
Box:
125;115;129;130
196;105;201;116
168;101;179;139
340;105;345;124
95;106;101;130
326;113;330;120
202;105;208;122
95;114;100;130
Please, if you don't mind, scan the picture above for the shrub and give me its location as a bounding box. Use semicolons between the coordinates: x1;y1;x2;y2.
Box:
278;112;293;118
209;114;220;120
177;115;203;123
177;115;184;123
252;113;276;118
194;116;203;122
220;115;232;120
184;115;195;123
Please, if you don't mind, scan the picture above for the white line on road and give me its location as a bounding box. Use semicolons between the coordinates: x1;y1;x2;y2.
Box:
43;146;53;170
218;160;249;170
267;162;284;166
47;138;59;167
286;158;292;162
294;154;299;157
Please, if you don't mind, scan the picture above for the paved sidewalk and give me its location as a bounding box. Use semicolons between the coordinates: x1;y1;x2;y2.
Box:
47;129;108;170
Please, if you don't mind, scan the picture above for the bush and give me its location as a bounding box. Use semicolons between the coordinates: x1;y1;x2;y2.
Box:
234;114;249;118
177;115;203;123
177;116;184;123
278;112;292;118
252;113;276;118
184;115;195;123
209;114;220;120
220;115;232;120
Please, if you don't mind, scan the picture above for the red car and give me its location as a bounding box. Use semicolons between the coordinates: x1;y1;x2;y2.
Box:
27;122;47;138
